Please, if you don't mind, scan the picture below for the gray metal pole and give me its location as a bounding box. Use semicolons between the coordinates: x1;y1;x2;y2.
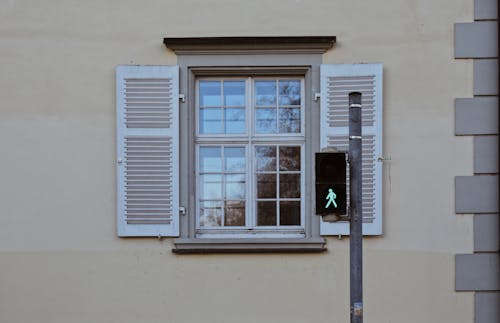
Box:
349;92;363;323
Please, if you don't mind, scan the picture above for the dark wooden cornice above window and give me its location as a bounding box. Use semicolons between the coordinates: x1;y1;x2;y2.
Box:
163;36;336;55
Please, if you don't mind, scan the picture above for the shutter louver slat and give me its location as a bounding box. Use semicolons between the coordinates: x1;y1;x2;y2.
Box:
124;78;173;129
326;75;376;128
117;66;179;237
320;64;383;236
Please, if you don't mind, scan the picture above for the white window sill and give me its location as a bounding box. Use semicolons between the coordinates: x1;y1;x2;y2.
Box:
172;238;326;254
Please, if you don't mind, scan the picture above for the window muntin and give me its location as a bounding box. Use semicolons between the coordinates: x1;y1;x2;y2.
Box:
196;77;305;235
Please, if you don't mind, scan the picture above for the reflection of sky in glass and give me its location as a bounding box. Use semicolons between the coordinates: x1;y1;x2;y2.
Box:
279;80;301;106
200;147;221;172
199;146;247;228
200;108;222;134
255;81;276;106
225;108;245;134
200;201;222;227
197;79;304;230
224;81;245;106
199;81;221;107
200;174;222;199
255;108;277;133
224;147;245;171
226;174;245;199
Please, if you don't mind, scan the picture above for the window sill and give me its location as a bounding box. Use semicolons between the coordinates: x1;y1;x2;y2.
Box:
172;238;326;254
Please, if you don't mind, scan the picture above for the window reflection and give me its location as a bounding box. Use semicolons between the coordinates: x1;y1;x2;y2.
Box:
198;145;246;228
197;77;304;231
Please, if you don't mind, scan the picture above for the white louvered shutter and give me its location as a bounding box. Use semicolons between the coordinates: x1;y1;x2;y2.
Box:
116;66;179;237
319;64;383;235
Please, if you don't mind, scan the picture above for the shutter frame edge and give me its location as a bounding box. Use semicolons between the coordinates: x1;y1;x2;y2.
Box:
116;65;180;237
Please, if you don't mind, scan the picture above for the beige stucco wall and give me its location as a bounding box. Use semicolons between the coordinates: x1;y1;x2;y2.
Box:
0;0;474;322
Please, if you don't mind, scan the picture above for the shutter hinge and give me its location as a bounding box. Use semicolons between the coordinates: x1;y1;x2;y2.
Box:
314;92;321;102
179;94;186;103
179;206;186;216
377;155;391;162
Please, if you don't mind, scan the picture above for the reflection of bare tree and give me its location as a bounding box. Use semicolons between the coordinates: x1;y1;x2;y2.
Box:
255;81;277;106
223;81;245;106
257;174;277;198
200;205;221;227
257;201;277;226
278;108;300;133
279;81;301;106
256;146;276;171
280;201;301;225
279;146;300;171
224;201;245;226
279;174;300;198
255;108;277;133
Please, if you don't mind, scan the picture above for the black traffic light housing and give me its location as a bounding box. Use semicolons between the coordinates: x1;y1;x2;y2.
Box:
315;152;347;216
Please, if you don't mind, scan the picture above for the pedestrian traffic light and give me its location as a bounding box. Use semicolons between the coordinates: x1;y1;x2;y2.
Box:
315;152;347;216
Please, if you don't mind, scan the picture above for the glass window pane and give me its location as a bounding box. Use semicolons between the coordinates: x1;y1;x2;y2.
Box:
257;201;276;226
255;146;276;171
255;108;277;133
224;81;245;106
279;80;301;106
225;174;246;199
278;108;300;133
224;201;245;226
255;81;276;106
280;201;301;225
279;146;300;171
225;108;245;134
199;81;221;107
257;174;276;198
224;147;245;171
200;108;222;134
199;201;222;227
200;174;222;199
200;147;222;172
279;174;300;198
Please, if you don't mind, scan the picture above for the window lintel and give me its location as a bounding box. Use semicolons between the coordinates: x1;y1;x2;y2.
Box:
164;36;336;55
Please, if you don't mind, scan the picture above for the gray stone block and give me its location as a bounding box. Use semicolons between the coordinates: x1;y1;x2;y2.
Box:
455;97;498;135
474;136;499;173
475;292;500;323
456;253;500;291
455;175;499;213
455;22;498;58
475;0;498;20
474;214;500;252
474;59;498;95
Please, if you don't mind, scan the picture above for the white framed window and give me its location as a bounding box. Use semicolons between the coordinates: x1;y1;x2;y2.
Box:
195;77;306;238
116;36;382;252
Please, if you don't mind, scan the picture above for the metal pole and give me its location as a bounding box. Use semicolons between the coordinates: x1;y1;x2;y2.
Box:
349;92;363;323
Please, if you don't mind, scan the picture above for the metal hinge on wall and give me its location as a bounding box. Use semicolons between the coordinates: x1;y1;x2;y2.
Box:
179;94;186;102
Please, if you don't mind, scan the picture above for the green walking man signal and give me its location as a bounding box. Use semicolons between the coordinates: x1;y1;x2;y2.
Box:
315;152;347;216
325;188;338;209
